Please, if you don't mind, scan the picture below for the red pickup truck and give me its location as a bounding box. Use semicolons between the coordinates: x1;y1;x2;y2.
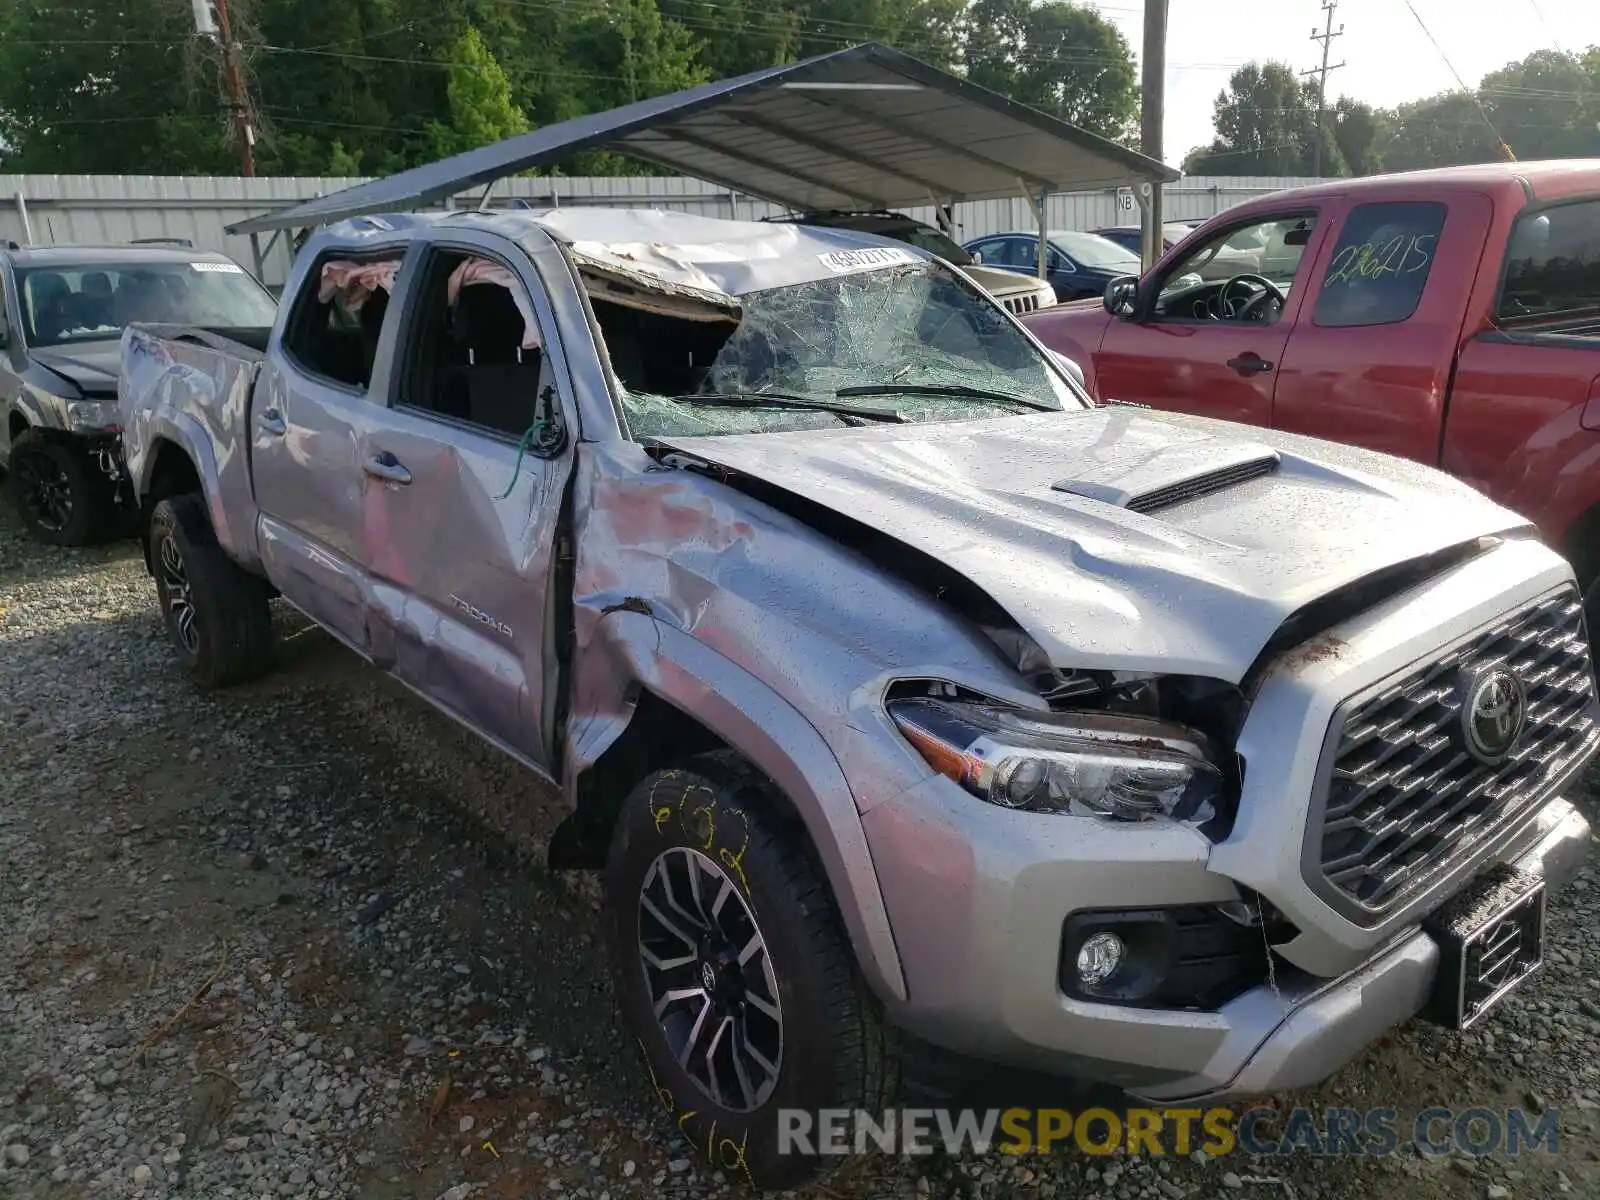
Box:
1027;160;1600;618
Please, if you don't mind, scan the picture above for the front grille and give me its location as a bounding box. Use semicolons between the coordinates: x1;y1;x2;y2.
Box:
1315;589;1598;917
1002;292;1040;315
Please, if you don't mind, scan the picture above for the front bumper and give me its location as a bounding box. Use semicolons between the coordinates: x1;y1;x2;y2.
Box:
864;784;1589;1098
1139;795;1589;1102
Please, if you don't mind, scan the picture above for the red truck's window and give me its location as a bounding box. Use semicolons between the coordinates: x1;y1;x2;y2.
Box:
1313;202;1446;328
1498;198;1600;325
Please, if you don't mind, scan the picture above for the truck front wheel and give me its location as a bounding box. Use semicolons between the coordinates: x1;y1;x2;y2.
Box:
9;429;115;545
604;752;893;1191
149;494;273;687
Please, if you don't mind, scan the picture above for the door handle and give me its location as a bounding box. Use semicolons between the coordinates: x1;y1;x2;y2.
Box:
363;451;412;486
257;407;287;436
1226;353;1275;377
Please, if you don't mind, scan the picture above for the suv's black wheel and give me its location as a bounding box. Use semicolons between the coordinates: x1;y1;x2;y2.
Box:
605;752;892;1191
9;429;114;546
149;493;273;687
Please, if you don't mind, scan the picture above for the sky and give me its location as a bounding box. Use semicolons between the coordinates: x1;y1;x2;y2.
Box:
1084;0;1600;165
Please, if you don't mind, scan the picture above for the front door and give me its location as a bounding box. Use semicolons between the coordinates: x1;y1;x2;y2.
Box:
357;238;573;770
1095;210;1331;427
252;250;406;651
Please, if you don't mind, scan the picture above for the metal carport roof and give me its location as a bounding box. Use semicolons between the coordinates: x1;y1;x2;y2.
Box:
228;42;1178;236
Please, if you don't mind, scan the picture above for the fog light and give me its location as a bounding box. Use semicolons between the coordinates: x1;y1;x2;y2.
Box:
1076;931;1125;987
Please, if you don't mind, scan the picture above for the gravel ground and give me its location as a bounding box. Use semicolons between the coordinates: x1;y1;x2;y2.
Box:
3;495;1600;1200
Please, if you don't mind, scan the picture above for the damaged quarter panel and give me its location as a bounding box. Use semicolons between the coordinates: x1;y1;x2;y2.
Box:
120;327;264;566
567;439;1041;1003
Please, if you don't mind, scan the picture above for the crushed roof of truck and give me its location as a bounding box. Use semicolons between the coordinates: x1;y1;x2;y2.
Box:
227;42;1177;237
321;207;948;303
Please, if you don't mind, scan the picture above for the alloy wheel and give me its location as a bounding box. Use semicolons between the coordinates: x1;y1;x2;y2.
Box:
158;533;199;655
16;451;71;533
637;846;783;1112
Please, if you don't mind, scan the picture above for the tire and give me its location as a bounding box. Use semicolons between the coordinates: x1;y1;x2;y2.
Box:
9;429;115;546
604;752;894;1191
148;493;274;687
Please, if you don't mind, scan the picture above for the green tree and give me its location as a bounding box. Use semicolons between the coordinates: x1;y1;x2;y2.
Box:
1378;49;1600;171
1183;61;1345;176
658;0;803;79
964;0;1138;142
1477;49;1598;160
251;0;401;174
327;139;364;176
1381;91;1502;171
0;0;233;173
423;26;529;159
1332;97;1384;176
799;0;966;71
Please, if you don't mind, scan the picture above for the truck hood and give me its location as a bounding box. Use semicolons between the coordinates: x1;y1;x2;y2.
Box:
31;342;122;397
657;409;1530;681
962;263;1050;300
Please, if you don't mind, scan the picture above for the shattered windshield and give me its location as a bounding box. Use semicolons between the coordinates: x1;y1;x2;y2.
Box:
616;261;1083;439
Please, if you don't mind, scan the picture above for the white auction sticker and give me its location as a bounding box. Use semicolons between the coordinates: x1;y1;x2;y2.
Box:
190;261;244;273
816;246;918;273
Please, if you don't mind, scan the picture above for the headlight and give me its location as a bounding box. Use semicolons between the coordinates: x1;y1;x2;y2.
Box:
887;696;1222;822
66;399;121;433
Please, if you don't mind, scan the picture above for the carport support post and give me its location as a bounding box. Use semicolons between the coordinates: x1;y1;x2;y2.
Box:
1022;185;1048;280
1140;0;1168;272
13;191;33;245
1134;182;1155;272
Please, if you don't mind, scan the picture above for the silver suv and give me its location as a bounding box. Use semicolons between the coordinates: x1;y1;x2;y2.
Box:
118;208;1597;1190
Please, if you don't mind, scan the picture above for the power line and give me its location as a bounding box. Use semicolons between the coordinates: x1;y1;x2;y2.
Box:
1401;0;1515;160
1527;0;1564;52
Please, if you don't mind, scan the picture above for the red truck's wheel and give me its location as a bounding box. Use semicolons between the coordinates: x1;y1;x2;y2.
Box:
149;494;274;687
603;752;894;1190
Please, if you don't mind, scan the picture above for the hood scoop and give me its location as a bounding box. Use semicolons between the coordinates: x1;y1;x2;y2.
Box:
1051;441;1280;515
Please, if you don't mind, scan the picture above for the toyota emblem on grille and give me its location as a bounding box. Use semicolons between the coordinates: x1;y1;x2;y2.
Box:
1458;667;1528;764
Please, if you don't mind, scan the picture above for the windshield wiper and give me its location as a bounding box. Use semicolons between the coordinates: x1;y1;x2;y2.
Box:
836;383;1055;411
673;391;910;424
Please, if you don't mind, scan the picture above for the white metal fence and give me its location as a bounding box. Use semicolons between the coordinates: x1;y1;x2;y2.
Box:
0;173;1320;288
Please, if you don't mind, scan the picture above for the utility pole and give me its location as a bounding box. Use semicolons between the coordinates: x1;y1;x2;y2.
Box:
1139;0;1167;272
1302;0;1345;177
199;0;257;177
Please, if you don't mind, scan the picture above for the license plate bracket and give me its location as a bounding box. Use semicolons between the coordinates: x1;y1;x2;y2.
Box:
1423;863;1545;1030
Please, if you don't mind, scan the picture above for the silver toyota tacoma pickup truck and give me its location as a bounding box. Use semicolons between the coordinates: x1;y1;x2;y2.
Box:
120;207;1597;1189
